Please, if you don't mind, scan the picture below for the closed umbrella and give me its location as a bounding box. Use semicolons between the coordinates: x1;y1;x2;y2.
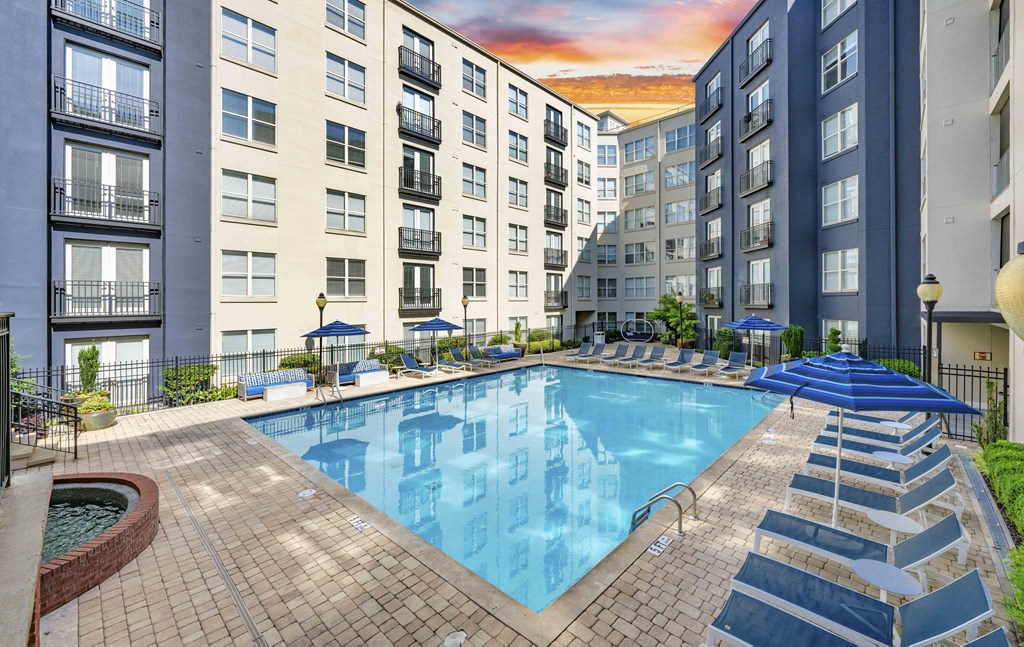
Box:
410;317;463;365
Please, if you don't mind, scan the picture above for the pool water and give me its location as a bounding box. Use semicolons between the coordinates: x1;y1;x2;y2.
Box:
42;500;126;563
248;366;776;612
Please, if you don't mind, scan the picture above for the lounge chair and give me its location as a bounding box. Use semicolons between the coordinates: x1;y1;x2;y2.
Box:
689;350;721;376
717;352;748;379
785;467;964;520
574;343;606;363
705;591;857;647
563;342;592;362
819;416;939;449
812;426;942;463
398;354;436;378
450;347;483;369
435;355;469;373
636;346;666;369
826;410;920;429
599;345;629;365
965;628;1011;647
663;348;695;372
731;552;993;646
804;444;953;492
613;345;648;367
468;346;500;367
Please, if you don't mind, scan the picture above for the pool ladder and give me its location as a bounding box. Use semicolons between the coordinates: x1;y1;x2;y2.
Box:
629;482;699;537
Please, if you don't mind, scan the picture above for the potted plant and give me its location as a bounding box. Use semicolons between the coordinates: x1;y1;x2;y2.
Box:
511;321;527;354
64;344;110;404
78;394;117;431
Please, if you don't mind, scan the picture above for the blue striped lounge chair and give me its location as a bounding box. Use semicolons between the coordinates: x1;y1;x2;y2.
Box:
689;350;721;376
664;349;695;372
812;426;942;463
599;345;629;365
706;591;857;647
613;345;648;367
398;354;436;378
718;352;748;379
450;347;482;369
804;444;953;492
819;415;939;449
826;410;920;429
563;342;592;362
468;346;500;367
636;346;666;369
965;628;1011;647
574;342;606;363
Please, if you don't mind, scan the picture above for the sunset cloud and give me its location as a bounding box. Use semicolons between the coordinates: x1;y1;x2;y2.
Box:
540;73;696;107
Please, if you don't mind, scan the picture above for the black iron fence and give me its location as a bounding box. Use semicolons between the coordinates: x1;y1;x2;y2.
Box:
1;313;11;492
938;364;1009;442
11;390;80;458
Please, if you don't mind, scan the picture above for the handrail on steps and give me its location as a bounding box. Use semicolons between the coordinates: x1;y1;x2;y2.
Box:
630;482;699;536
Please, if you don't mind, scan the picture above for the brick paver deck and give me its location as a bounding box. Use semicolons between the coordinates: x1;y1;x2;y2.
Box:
28;353;1018;646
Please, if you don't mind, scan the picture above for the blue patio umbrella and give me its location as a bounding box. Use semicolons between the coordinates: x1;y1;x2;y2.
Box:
302;320;370;372
410;317;463;364
722;315;786;365
745;351;980;527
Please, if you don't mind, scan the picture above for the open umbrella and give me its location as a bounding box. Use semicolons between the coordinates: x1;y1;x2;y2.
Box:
745;351;980;527
722;315;785;365
302;320;370;373
410;317;463;366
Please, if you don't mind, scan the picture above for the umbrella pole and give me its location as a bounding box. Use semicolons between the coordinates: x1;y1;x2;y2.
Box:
832;409;844;528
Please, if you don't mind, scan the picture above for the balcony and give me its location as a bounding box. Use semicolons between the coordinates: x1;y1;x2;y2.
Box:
700;287;723;308
697;88;722;124
398;46;441;89
398;167;442;201
398;106;441;144
740;222;773;251
398;288;441;314
697;137;722;169
544;119;568;146
544;291;568;309
51;280;160;321
738;39;772;86
993;150;1010;198
699;237;723;261
992;29;1009;91
698;188;723;215
738;100;772;142
544;205;568;228
544;248;568;269
51;76;161;141
50;178;161;231
544;162;568;187
740;283;774;308
739;161;773;197
398;227;441;258
51;0;161;51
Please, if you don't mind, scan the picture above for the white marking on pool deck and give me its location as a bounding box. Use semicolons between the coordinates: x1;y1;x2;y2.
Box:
647;535;673;557
298;489;316;499
347;514;372;531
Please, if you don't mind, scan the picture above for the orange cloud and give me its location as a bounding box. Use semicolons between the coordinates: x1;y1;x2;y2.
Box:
540;73;695;107
455;24;602;64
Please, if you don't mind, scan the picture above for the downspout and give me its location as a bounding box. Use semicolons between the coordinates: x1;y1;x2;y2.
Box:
888;0;898;345
382;3;389;340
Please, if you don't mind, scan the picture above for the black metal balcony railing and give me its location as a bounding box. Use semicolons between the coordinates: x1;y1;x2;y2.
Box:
52;76;161;136
398;287;442;312
398;106;441;144
740;282;774;308
739;39;772;86
700;287;723;308
994;150;1010;198
992;28;1009;90
52;280;160;319
51;178;160;227
544;290;568;308
398;167;442;200
398;227;441;256
544;205;568;228
398;46;441;88
738;100;772;142
697;88;722;123
698;188;723;215
697;137;722;169
51;0;161;46
740;222;773;251
699;237;723;261
544;248;568;268
544;119;568;146
544;162;568;187
739;161;773;196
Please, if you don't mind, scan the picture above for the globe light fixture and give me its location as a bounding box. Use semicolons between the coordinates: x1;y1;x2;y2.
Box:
996;253;1024;342
917;275;943;383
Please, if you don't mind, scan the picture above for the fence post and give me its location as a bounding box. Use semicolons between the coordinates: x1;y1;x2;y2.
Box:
173;356;180;407
1003;367;1010;432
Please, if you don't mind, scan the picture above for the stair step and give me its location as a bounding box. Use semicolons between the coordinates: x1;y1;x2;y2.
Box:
11;444;32;461
10;445;58;470
28;449;57;467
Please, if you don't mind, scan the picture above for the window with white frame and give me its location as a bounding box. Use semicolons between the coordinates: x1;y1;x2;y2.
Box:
597;144;617;166
822;104;858;158
326;258;366;297
822;248;858;292
748;79;770;110
666;274;696;299
596;311;617;328
706;72;721;97
508;178;528;207
326;53;366;103
462;111;486;147
222;171;276;222
508;271;528;298
624;172;654;196
577;236;591;262
665;237;695;261
221;9;276;72
748;20;769;53
463;267;486;297
508;316;528;331
706;266;722;288
577;275;592;298
665;161;696;188
706;314;721;331
508;131;527;162
326;0;365;39
624;277;656;298
508;224;528;252
822;32;858;93
576;198;591;223
665;200;695;224
597;177;616;198
624;242;655;265
222;250;275;297
462;59;486;97
577;122;592;148
462;215;486;247
749;198;771;226
577;160;591;186
624;136;655;163
220;330;274;375
597;279;617;298
706;168;722;192
823;318;859;340
822;0;855;28
463;164;486;197
665;125;695;152
624;207;655;230
597;211;617;233
596;245;617;265
508;84;527;118
464;319;486;342
326;190;365;232
822;175;858;225
326;121;365;166
222;89;276;145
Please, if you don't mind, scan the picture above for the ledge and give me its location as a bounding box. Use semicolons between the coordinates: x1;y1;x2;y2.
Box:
0;471;54;647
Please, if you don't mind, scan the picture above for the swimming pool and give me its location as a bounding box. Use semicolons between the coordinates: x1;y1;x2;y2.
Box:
248;365;776;612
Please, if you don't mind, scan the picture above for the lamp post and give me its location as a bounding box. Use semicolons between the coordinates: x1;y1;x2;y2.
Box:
461;295;470;349
675;293;686;348
315;292;327;382
917;274;944;383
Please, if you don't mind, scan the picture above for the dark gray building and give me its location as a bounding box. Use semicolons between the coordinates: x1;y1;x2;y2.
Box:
0;1;211;370
694;0;921;348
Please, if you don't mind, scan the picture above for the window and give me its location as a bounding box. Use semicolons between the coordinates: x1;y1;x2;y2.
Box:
706;72;721;97
508;178;528;207
221;8;276;72
597;178;616;198
508;131;528;162
625;277;656;298
508;85;528;118
822;248;858;292
508;316;528;331
463;215;486;247
222;251;275;297
749;198;771;226
463;268;486;297
625;242;655;265
463;164;486;197
326;258;366;297
822;176;858;225
665;125;695;152
326;53;366;103
666;275;696;299
576;199;591;223
706;266;722;289
596;245;617;265
624;136;655;163
220;330;275;374
624;207;655;230
326;0;366;39
465;319;486;342
823;104;858;158
665;200;695;224
508;225;528;252
665;237;695;261
222;171;276;222
597;211;617;233
222;89;276;145
748;20;769;53
577;161;591;186
748;79;770;110
597;144;617;166
624;172;654;196
577;236;591;262
596;311;617;328
462;111;486;147
462;59;486;97
706;218;722;241
597;279;617;298
706;169;722;192
823;319;859;340
326;121;366;166
822;32;858;92
325;190;366;232
508;271;528;298
823;0;855;28
577;122;591;148
665;162;696;188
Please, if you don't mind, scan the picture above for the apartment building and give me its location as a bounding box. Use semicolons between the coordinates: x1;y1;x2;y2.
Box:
693;0;921;346
921;0;1022;440
0;1;212;369
210;0;597;355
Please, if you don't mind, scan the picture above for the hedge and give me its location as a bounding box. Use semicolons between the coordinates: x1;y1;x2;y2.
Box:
877;358;921;379
279;353;321;373
979;441;1024;625
526;339;560;354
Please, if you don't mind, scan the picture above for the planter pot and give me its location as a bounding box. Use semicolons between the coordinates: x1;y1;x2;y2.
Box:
681;339;696;349
512;342;528;352
79;410;117;432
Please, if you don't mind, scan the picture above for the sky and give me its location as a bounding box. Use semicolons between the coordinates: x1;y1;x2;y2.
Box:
406;0;758;123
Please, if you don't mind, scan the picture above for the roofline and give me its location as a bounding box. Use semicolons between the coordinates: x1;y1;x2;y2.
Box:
693;0;771;80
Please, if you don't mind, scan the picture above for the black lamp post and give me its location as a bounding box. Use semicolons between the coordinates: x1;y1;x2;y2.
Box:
675;292;686;347
916;274;943;383
461;295;470;348
315;292;327;382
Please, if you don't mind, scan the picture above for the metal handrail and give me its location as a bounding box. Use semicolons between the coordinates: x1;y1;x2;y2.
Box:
11;390;81;459
51;0;161;45
630;482;699;536
51;177;161;226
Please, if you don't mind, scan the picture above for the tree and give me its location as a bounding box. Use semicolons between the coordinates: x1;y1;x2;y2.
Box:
78;344;100;393
973;380;1008;448
645;294;698;340
780;325;804;358
826;327;843;353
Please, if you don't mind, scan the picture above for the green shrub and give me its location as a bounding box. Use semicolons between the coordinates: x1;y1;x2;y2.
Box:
604;330;622;343
78;344;100;393
370;344;408;368
713;328;737;354
981;440;1024;627
561;339;581;350
781;325;804;359
278;353;320;373
973;380;1008;448
487;334;511;346
437;336;468;354
526;339;561;354
527;329;552;342
513;321;523;343
877;358;921;379
79;395;113;413
1006;546;1024;627
160;364;222;406
582;335;590;343
803;351;824;358
827;327;843;353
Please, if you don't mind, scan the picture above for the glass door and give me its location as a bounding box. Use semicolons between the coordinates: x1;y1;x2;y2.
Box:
402;29;434;60
403;264;434;308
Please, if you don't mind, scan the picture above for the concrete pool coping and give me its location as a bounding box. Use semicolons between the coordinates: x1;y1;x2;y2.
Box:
240;355;788;646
